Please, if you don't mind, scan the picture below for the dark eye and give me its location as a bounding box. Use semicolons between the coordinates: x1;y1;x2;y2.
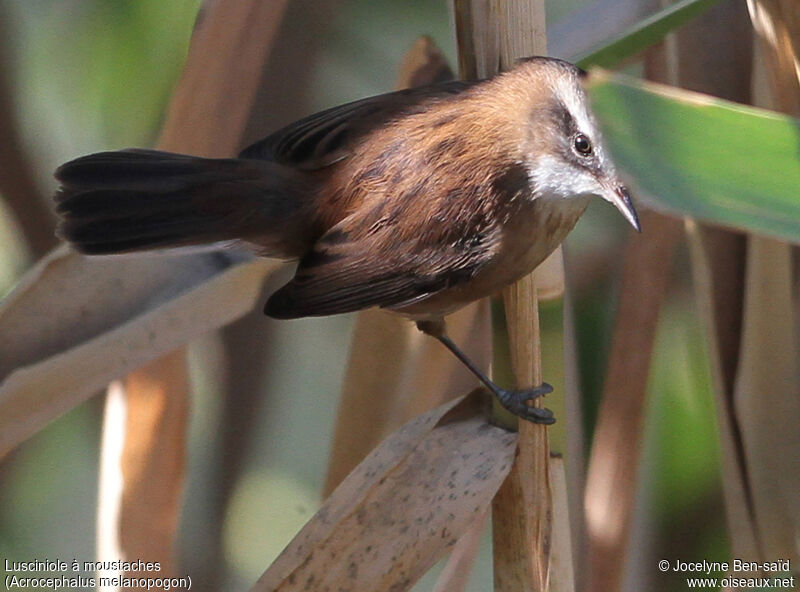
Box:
574;133;592;156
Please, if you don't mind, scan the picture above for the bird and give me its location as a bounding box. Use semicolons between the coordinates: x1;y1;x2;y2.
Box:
54;56;640;424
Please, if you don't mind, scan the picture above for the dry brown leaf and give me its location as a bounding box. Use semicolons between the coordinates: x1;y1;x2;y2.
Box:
158;0;289;157
0;246;247;379
746;0;800;115
432;506;489;592
253;391;517;592
0;250;278;457
396;36;454;89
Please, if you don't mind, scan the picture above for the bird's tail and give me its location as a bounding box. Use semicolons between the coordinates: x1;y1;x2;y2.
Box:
55;148;316;257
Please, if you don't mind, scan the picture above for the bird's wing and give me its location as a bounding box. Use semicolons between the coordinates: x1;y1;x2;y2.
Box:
239;81;473;170
263;214;495;319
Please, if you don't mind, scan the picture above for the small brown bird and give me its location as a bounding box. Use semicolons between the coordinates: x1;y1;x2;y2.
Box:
54;57;639;423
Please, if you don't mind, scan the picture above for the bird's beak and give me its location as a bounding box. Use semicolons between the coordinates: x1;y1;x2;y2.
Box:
604;185;641;232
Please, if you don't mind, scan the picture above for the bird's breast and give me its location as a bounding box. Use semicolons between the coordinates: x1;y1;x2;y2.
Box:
393;194;589;320
481;194;589;288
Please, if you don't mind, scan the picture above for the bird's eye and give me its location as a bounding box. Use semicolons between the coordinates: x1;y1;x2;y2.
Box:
574;133;592;156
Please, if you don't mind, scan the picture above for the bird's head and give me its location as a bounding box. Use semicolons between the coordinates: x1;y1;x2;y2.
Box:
504;57;640;231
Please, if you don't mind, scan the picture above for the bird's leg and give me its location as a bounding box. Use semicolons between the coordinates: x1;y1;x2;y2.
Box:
416;319;555;424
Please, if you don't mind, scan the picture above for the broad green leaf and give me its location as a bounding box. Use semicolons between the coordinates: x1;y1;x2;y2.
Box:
575;0;722;69
587;70;800;244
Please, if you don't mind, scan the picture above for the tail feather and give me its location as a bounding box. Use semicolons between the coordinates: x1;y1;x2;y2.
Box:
61;210;216;253
55;149;253;193
55;149;315;257
56;188;192;218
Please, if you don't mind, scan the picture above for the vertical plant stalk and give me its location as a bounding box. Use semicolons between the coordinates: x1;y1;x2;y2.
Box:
494;276;552;591
323;37;491;496
118;352;190;574
494;3;552;588
453;1;573;590
97;0;289;572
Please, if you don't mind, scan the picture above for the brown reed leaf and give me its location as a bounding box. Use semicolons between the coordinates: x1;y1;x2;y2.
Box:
253;391;517;592
0;249;277;458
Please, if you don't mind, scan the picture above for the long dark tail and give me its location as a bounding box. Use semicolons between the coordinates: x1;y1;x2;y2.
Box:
55;148;315;257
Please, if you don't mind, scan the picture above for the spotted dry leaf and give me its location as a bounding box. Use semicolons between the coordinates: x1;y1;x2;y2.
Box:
253;390;517;592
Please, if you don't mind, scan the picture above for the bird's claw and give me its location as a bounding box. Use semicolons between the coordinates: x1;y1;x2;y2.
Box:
494;382;556;424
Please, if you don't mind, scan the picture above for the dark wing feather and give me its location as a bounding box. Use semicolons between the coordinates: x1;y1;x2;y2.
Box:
265;265;431;319
264;221;490;319
239;81;473;170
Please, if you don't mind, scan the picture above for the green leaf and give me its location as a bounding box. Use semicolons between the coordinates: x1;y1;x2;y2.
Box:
575;0;723;69
587;70;800;244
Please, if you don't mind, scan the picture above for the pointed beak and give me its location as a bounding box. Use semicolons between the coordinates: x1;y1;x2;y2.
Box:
605;185;641;232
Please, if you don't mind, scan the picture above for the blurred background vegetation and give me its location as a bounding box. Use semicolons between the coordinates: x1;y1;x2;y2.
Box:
0;0;727;590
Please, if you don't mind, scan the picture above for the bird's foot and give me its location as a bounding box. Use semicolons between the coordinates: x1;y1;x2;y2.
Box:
494;382;555;424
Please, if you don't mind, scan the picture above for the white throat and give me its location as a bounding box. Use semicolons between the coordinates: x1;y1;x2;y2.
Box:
528;155;601;200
